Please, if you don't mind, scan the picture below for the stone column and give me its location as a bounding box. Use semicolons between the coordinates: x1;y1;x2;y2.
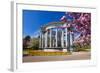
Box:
53;39;55;47
42;33;44;48
65;27;67;48
70;32;72;46
45;31;48;48
39;32;41;48
55;28;58;47
49;29;52;48
70;32;74;52
67;31;70;52
61;29;64;48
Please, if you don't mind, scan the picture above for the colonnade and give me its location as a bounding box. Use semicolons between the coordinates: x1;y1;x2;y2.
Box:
39;24;74;52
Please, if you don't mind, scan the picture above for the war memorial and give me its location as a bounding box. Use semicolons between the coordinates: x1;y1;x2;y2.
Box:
39;22;74;52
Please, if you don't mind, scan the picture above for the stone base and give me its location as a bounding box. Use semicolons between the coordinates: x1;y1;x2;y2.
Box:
43;49;67;52
43;49;60;52
62;49;67;52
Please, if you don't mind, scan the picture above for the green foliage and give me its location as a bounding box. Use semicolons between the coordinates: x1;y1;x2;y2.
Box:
31;38;39;50
23;35;40;50
23;35;31;50
73;44;91;52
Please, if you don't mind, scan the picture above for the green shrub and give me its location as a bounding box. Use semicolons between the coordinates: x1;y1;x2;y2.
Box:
73;44;91;52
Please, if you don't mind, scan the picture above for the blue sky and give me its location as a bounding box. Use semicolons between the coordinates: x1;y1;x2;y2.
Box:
23;10;65;38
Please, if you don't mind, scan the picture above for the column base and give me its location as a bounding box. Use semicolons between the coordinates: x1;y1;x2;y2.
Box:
62;49;67;52
43;49;60;52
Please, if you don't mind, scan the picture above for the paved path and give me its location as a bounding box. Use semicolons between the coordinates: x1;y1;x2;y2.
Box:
23;52;90;62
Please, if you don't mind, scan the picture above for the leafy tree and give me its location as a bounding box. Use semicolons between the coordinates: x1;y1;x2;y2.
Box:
23;35;31;49
31;38;39;50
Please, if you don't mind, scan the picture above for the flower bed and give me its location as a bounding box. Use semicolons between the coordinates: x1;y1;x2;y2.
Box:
28;50;71;56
